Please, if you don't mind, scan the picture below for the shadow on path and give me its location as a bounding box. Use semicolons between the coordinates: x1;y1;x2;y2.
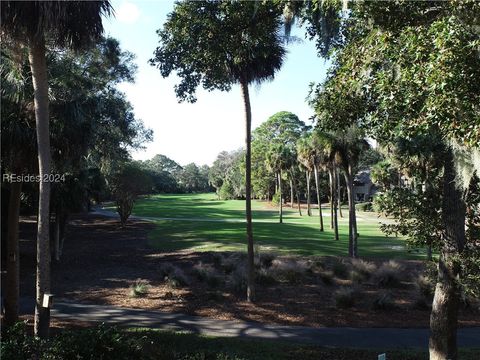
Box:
28;299;480;349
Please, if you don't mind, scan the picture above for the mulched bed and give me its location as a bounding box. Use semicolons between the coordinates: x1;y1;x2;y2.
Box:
17;213;480;328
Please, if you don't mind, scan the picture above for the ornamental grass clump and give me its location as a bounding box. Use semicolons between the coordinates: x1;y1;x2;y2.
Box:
373;260;405;288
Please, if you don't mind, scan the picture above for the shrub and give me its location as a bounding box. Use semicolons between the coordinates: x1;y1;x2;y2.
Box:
255;268;277;286
269;258;309;284
164;267;190;288
271;192;281;206
334;287;357;309
192;262;223;288
350;270;366;284
318;270;334;286
129;279;149;298
351;259;377;279
355;202;372;212
212;253;224;268
48;325;143;360
0;321;43;360
259;252;276;269
331;260;349;279
1;323;143;360
219;181;236;200
372;292;397;310
229;265;247;293
415;275;435;301
373;260;405;288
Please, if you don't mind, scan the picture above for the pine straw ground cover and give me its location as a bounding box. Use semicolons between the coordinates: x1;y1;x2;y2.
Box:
17;214;480;329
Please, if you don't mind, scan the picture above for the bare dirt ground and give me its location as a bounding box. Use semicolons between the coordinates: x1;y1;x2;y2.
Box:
18;213;480;328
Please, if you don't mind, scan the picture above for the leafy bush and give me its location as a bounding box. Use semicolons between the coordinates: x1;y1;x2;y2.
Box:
355;202;372;212
47;325;143;360
219;181;236;200
271;192;281;206
129;279;149;298
372;292;397;310
0;323;143;360
0;322;44;360
334;287;357;309
373;260;405;288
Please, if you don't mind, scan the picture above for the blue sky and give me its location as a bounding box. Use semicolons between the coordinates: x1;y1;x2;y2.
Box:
103;0;329;166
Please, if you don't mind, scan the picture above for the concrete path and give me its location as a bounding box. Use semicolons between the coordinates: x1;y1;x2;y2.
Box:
29;300;479;349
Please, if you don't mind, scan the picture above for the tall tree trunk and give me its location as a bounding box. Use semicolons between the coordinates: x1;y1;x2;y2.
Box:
278;171;283;224
4;180;22;327
306;171;311;216
240;80;255;302
29;37;51;338
429;149;465;360
289;178;294;208
337;167;343;218
297;190;302;216
54;208;61;262
328;168;334;229
344;170;358;258
313;165;324;231
332;167;339;241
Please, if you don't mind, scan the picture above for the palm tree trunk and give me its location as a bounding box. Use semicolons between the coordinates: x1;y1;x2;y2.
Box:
344;170;358;258
4;180;22;327
278;171;283;223
313;165;324;231
332;167;339;241
306;171;311;216
240;79;255;302
337;167;343;218
54;209;61;262
289;178;294;208
429;149;465;360
297;190;302;216
328;168;334;229
29;37;52;338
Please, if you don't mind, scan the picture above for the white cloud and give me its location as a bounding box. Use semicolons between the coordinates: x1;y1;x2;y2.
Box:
115;1;140;24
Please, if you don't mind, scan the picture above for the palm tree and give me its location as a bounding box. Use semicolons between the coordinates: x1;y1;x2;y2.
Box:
1;0;112;338
333;126;370;258
1;42;37;327
150;1;286;302
267;144;295;224
297;136;314;217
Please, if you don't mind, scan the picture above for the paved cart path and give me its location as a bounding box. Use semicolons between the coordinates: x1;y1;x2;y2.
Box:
20;298;480;349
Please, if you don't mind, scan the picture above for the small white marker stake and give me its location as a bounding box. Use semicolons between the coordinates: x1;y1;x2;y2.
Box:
378;354;386;360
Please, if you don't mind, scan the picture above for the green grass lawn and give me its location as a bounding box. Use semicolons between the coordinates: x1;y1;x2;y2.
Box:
132;193;426;259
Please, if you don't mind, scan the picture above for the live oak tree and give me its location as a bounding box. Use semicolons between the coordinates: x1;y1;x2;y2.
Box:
307;1;480;358
1;0;112;337
253;111;306;220
150;0;286;302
